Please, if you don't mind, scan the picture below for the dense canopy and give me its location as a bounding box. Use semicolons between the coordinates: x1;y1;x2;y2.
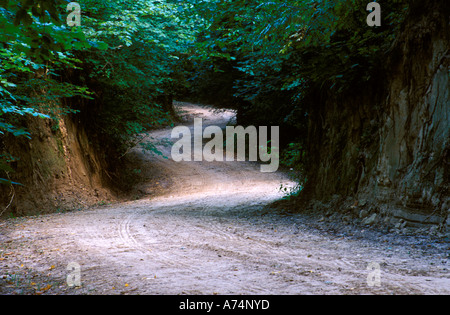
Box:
0;0;409;186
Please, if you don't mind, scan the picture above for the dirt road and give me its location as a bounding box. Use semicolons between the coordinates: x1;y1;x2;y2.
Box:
1;103;448;295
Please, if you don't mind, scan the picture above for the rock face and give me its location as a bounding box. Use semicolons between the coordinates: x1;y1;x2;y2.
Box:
362;214;377;226
303;0;449;228
375;0;449;215
0;112;116;217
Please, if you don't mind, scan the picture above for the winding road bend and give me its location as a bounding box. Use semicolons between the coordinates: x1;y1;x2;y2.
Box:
1;103;449;295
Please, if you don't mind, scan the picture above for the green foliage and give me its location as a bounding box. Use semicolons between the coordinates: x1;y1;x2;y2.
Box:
72;0;196;158
0;0;197;185
185;0;409;173
280;143;305;170
279;142;306;198
0;0;411;188
0;0;97;184
189;0;408;101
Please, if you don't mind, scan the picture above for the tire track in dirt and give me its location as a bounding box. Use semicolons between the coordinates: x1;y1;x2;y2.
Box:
118;215;148;254
1;102;448;295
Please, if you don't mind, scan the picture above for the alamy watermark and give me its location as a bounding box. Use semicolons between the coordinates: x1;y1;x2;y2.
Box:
171;118;280;173
366;2;381;27
367;262;382;287
67;2;81;27
66;262;81;287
